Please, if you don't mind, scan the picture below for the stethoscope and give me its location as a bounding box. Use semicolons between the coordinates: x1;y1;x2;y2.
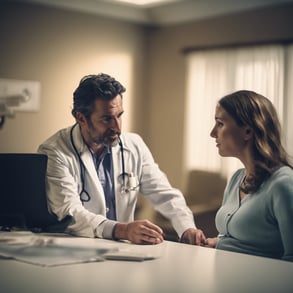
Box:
70;123;139;203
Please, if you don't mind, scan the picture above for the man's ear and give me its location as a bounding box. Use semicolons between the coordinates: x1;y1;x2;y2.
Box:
76;112;87;126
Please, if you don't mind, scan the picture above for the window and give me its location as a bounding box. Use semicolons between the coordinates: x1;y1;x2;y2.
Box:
184;44;292;180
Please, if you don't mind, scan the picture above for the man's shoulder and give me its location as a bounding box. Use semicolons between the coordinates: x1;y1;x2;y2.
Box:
38;126;72;151
120;132;146;150
44;126;72;141
121;132;143;143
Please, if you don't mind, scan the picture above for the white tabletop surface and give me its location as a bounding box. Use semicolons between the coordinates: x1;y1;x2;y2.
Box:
0;232;292;293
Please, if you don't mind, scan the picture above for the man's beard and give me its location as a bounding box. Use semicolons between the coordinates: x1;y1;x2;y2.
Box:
89;129;121;148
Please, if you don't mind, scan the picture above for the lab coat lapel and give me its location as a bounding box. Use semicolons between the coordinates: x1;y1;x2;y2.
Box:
112;136;133;220
72;124;104;197
112;141;122;196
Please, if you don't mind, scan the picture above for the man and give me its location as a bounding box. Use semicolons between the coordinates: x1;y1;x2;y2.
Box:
38;73;206;245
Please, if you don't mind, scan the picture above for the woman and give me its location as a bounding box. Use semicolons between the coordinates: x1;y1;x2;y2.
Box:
206;90;293;261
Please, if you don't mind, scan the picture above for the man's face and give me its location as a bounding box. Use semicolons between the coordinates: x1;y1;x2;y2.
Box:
78;95;124;150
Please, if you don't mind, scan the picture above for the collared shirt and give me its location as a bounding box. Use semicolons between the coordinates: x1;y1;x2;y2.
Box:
91;147;116;221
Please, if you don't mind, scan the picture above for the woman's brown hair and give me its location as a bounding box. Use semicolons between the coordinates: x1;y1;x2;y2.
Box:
219;90;292;193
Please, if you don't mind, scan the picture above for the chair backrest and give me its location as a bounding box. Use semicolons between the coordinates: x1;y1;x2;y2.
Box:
186;169;227;206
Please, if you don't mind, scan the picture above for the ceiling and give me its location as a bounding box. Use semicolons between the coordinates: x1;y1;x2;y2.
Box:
15;0;293;26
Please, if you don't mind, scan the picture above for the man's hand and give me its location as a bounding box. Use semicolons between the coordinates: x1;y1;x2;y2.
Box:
180;228;207;246
114;219;164;245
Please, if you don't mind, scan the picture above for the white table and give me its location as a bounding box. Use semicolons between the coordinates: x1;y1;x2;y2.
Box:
0;234;292;293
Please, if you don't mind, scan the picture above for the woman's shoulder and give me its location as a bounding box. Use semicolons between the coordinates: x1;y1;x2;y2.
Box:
271;165;293;183
229;168;245;183
224;168;245;192
265;166;293;198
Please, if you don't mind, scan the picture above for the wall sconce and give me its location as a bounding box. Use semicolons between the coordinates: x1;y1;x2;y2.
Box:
0;78;41;128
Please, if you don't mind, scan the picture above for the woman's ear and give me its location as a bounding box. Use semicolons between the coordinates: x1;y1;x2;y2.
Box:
244;127;253;141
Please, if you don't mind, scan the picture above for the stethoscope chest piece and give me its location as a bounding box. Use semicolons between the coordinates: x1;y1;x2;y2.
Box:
71;124;139;198
120;172;139;194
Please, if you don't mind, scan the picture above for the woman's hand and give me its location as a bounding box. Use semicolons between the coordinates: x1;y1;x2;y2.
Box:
205;237;218;248
180;228;207;245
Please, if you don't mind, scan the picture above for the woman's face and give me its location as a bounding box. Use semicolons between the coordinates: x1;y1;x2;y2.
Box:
210;104;250;158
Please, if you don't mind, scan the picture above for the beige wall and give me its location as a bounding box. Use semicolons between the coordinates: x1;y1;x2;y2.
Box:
1;1;293;197
0;2;148;152
147;3;293;192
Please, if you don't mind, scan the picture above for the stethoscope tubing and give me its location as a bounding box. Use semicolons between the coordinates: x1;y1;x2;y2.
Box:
69;123;128;203
70;123;91;202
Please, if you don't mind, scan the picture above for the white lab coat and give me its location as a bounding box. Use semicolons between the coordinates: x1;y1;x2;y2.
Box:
38;124;196;238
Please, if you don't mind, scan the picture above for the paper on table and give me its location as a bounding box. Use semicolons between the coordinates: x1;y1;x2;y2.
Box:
0;231;115;266
0;231;161;265
0;244;108;266
0;231;38;245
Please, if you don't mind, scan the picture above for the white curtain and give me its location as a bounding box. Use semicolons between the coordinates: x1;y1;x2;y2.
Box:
184;44;288;181
284;44;293;161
